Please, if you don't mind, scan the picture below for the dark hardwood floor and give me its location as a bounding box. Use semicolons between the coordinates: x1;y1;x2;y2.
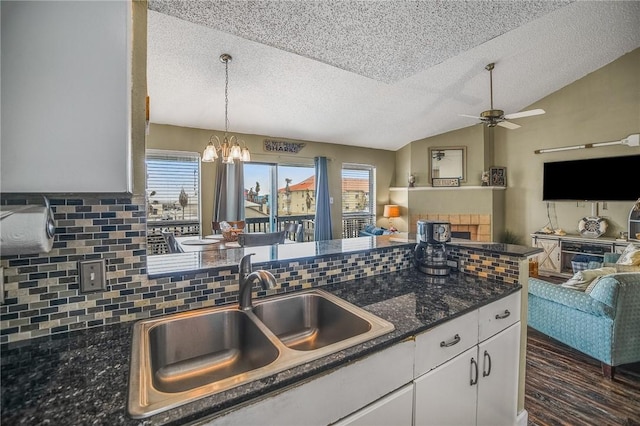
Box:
525;327;640;426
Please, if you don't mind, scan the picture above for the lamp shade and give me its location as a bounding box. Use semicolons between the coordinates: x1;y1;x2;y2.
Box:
383;204;400;218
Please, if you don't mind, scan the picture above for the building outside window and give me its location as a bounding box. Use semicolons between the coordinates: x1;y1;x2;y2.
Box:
342;163;375;237
145;149;201;253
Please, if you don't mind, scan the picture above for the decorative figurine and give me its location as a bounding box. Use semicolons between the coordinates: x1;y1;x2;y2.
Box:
481;171;490;186
408;174;416;187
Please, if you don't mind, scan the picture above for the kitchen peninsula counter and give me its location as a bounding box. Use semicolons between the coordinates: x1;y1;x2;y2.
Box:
147;234;540;278
1;267;521;426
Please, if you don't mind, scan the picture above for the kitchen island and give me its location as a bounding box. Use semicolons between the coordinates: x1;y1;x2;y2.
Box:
1;267;521;425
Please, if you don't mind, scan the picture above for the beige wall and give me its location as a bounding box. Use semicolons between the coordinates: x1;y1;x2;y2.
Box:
395;48;640;240
496;48;640;240
146;124;396;236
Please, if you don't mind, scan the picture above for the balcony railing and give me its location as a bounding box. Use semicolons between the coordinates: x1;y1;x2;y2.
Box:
147;214;375;255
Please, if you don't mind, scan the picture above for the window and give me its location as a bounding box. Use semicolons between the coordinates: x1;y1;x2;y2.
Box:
277;165;316;217
342;164;375;237
145;150;201;254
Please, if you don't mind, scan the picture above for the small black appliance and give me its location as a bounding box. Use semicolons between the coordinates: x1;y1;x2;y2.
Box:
414;220;451;276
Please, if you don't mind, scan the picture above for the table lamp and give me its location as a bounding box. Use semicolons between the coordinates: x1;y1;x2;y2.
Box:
383;204;401;232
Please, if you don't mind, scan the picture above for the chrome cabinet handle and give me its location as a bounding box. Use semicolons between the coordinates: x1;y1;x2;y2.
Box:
440;334;461;348
470;357;478;386
483;350;492;377
495;309;510;320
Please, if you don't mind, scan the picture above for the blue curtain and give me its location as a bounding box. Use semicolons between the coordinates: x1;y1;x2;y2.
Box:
314;156;333;241
213;157;245;222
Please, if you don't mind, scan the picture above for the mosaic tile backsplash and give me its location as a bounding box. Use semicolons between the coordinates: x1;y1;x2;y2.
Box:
0;196;521;344
0;196;416;343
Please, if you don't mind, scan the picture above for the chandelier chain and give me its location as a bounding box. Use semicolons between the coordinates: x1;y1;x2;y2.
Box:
224;57;229;136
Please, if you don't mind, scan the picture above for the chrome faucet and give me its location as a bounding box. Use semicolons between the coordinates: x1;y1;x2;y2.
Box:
238;253;277;311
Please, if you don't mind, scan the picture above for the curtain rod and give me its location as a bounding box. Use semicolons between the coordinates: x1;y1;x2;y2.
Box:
534;134;639;154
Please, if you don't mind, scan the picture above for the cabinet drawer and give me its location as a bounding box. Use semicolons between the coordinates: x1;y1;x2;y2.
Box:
415;309;479;377
478;291;520;342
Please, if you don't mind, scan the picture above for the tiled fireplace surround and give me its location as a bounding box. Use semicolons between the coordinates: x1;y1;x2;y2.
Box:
410;213;492;242
0;197;516;344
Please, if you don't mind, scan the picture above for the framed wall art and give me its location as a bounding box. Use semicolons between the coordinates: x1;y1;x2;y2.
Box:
489;166;507;187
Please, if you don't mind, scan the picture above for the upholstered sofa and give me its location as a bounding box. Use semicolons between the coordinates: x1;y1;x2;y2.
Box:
528;250;640;378
358;225;394;237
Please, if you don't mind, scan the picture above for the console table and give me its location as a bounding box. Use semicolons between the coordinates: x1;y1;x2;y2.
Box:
530;233;629;277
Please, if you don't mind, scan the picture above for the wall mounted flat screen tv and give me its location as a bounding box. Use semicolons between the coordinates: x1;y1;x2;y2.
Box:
542;154;640;201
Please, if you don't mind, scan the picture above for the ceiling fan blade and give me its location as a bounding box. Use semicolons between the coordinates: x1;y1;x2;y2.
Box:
503;109;545;120
497;120;521;130
459;114;481;119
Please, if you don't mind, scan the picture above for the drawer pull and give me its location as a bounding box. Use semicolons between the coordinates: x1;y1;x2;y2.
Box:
495;309;510;320
440;334;461;348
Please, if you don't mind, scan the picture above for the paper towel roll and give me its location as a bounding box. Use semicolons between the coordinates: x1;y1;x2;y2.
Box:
0;205;55;256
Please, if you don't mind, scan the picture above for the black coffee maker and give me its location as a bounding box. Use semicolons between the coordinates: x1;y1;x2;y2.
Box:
414;220;451;276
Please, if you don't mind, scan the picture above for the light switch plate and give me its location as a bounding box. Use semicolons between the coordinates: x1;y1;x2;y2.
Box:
79;259;106;293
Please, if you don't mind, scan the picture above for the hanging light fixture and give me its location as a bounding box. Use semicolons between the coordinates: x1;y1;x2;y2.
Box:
202;53;251;164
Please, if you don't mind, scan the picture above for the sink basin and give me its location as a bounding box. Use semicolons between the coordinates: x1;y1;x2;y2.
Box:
253;292;372;351
148;310;279;393
128;289;394;419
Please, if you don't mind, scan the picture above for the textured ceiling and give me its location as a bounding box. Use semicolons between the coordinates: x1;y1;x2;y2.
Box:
147;1;640;151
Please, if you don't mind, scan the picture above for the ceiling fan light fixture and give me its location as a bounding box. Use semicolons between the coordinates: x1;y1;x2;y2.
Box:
460;62;545;130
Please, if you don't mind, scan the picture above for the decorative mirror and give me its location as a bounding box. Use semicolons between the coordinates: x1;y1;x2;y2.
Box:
428;146;467;184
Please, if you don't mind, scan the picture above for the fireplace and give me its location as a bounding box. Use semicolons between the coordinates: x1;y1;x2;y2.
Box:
410;214;491;242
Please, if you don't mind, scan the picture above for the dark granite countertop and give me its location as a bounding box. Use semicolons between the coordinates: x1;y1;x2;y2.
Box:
1;267;521;425
147;234;538;278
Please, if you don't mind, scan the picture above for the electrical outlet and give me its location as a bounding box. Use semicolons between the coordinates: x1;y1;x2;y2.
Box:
79;259;106;293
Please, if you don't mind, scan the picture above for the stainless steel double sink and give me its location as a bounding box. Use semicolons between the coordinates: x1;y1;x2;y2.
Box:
128;289;395;418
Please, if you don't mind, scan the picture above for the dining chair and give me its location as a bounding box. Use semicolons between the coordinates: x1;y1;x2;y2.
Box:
238;231;286;247
161;231;184;254
282;222;303;242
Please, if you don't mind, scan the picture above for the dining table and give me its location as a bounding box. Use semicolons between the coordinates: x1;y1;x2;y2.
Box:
176;233;296;252
175;234;241;252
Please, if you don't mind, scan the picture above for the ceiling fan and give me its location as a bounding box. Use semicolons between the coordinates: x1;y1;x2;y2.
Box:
461;63;545;129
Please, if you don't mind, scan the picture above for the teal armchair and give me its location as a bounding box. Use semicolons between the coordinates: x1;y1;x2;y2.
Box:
528;272;640;378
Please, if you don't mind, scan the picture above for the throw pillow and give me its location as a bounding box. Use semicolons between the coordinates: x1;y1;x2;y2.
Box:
560;266;617;291
616;243;640;266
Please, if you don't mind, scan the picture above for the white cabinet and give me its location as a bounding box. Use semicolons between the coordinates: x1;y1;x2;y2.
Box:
1;1;132;193
476;323;521;426
531;234;630;277
531;235;561;275
414;291;521;426
205;341;415;426
414;345;478;426
333;384;414;426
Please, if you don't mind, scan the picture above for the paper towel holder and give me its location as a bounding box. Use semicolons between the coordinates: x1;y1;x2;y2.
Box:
43;196;56;239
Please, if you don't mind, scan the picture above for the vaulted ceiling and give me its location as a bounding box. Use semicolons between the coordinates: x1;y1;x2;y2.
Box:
147;1;640;151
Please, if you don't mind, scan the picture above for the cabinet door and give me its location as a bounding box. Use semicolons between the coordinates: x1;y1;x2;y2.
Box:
476;322;521;426
333;384;413;426
1;1;132;193
532;237;561;274
414;346;478;426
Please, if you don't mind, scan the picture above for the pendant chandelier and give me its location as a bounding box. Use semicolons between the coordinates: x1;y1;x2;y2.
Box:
202;53;250;164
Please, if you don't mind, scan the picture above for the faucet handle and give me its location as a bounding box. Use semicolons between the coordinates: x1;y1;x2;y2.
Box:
239;253;256;275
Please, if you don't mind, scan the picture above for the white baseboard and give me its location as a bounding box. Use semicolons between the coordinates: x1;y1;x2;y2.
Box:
516;409;529;426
